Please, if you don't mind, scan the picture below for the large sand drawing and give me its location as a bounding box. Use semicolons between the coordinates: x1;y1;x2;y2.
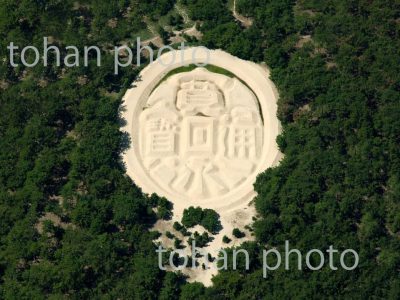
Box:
140;68;263;201
121;48;282;285
122;48;282;210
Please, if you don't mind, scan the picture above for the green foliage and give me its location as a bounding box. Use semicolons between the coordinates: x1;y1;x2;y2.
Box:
201;209;222;234
181;206;222;234
166;231;174;239
173;221;184;232
154;64;235;89
156;196;174;220
158;25;170;44
139;0;176;18
168;14;184;29
174;238;184;249
232;228;245;238
179;282;206;299
0;1;162;297
222;235;231;243
159;272;185;300
181;206;203;228
188;231;211;248
185;0;232;29
173;221;190;236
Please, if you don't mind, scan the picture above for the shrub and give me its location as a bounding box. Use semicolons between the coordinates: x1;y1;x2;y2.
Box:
174;238;184;249
232;228;245;238
166;231;174;239
222;235;231;243
157;197;173;220
181;206;221;234
201;209;222;234
188;231;211;248
173;221;183;231
181;206;203;228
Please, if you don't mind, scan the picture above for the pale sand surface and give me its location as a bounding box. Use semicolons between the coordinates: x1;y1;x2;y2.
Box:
121;48;282;285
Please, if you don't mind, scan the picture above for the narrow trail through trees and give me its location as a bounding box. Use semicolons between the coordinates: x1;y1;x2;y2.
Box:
232;0;253;28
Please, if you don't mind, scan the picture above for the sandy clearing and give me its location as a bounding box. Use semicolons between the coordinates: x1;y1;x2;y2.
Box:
121;48;282;285
141;36;164;48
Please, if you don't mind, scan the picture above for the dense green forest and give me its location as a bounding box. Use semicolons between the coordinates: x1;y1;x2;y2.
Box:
0;0;399;299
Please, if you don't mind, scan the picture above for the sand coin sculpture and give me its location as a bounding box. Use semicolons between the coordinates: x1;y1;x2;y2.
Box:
122;48;282;285
139;67;263;202
122;48;282;212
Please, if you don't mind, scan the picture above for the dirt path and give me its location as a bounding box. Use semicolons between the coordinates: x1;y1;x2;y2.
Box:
142;36;164;48
175;3;190;24
145;19;158;36
232;0;253;28
176;25;203;39
141;16;165;47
